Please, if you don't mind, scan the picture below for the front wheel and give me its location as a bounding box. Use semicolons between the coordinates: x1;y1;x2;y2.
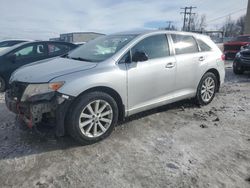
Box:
195;72;218;106
67;91;118;145
0;76;6;92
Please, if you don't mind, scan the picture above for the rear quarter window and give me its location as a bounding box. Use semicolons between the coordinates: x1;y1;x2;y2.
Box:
48;43;70;56
196;39;212;52
171;34;199;55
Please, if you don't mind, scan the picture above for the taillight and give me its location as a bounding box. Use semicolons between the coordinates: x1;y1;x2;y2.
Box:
221;54;225;61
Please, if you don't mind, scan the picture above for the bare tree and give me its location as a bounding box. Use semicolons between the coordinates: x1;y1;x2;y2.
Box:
221;15;246;37
236;15;246;35
190;14;207;32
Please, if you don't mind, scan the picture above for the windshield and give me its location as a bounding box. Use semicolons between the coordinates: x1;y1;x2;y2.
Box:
233;36;250;42
0;43;27;56
0;40;26;47
68;34;137;62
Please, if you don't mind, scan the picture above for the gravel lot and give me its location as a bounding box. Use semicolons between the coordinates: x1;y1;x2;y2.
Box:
0;61;250;188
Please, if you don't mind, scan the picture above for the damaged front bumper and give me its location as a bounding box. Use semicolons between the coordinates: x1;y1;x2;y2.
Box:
5;91;74;136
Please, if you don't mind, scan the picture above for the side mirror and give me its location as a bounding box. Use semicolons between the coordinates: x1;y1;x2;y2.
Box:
132;51;149;62
6;54;16;62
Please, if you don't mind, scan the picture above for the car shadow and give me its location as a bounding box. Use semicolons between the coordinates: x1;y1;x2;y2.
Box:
0;97;197;161
120;99;197;125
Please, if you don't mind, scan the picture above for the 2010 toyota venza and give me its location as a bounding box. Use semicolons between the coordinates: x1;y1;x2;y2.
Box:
5;30;225;144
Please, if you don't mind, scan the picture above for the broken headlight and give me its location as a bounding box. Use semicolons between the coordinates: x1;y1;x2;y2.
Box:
21;82;64;102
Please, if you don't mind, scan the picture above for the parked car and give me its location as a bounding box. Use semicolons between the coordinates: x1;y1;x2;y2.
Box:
223;35;250;59
0;39;32;51
233;44;250;74
5;30;225;144
0;41;77;91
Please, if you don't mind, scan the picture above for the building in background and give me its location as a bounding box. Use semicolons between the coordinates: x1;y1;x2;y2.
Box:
49;37;61;41
245;0;250;34
50;32;105;43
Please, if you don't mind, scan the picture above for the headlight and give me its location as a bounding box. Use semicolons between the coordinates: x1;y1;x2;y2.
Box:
21;82;64;101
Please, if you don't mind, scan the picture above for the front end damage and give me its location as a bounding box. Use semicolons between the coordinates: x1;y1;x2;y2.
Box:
5;82;73;136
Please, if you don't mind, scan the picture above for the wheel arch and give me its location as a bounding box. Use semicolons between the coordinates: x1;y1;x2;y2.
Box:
72;86;125;122
205;68;220;92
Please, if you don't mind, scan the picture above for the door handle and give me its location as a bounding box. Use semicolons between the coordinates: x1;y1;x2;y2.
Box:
165;62;175;68
199;56;205;61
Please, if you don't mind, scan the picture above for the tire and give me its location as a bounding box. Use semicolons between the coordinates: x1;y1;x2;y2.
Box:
66;91;118;145
233;61;244;75
195;72;218;106
0;76;6;92
15;115;29;130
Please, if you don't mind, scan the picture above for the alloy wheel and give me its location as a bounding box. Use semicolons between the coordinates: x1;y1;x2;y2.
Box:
78;100;113;138
201;77;215;102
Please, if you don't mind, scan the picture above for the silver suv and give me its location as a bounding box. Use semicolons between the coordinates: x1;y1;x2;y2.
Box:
5;30;225;144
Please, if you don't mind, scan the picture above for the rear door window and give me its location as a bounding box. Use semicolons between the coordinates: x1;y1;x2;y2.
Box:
131;34;170;60
171;34;199;55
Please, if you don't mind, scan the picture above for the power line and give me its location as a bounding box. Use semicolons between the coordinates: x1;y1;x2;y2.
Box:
207;8;247;23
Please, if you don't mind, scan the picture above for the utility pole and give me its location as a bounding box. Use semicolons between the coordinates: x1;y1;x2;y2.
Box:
181;7;188;31
188;6;196;31
245;0;250;34
181;6;197;31
166;21;173;30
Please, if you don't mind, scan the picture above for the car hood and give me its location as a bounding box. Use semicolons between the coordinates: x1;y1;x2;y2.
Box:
11;57;97;83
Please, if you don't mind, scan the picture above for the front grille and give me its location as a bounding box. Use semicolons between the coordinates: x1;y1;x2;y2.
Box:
224;45;241;51
9;82;28;101
241;52;250;60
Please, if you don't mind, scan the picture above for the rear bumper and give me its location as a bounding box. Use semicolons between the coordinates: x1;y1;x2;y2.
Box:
5;91;74;136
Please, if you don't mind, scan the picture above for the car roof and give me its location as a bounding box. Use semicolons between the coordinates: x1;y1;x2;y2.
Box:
14;41;76;46
112;30;208;38
0;39;34;42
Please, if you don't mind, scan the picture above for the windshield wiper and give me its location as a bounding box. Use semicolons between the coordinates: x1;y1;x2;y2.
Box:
61;53;69;58
68;57;94;62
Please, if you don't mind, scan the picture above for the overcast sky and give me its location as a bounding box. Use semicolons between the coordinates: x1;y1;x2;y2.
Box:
0;0;248;40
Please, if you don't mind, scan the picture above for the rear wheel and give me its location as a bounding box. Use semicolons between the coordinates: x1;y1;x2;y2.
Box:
195;72;218;105
67;91;118;145
0;76;6;92
233;61;244;75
